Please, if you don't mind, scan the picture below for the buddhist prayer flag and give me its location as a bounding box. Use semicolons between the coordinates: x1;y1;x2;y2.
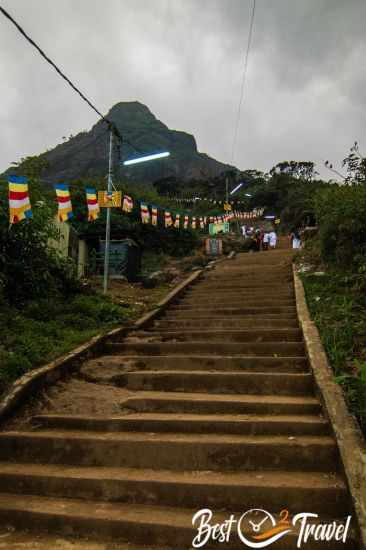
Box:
184;215;189;229
151;206;158;226
140;202;150;224
85;187;99;222
8;175;32;224
54;183;73;222
174;214;180;228
164;211;172;227
122;195;133;213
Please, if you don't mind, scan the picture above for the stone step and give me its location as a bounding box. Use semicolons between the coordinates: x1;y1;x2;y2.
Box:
180;297;296;306
163;309;298;323
122;371;313;396
195;267;292;274
83;355;308;375
182;289;295;302
176;299;296;308
192;282;294;291
0;431;338;471
0;494;356;549
124;392;322;415
162;311;299;321
32;413;329;436
204;266;292;274
202;274;293;283
130;329;303;342
168;306;298;314
154;318;300;329
201;271;293;278
0;464;347;516
186;283;294;292
190;276;294;283
106;341;306;357
202;277;293;285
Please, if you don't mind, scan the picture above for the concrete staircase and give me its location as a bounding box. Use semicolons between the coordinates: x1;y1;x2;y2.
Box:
0;249;357;548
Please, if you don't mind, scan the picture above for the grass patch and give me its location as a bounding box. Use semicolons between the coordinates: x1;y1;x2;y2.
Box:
0;293;126;396
141;251;169;276
300;269;366;434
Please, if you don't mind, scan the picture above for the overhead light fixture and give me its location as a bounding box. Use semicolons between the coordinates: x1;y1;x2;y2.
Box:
230;182;244;195
123;151;170;166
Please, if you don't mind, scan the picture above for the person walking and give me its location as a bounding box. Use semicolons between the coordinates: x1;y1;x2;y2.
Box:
263;231;270;251
291;230;302;249
269;229;277;249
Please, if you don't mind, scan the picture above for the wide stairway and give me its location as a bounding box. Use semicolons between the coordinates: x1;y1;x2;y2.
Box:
0;248;357;548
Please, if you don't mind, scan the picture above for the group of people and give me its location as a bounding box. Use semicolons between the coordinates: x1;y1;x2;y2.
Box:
241;225;303;251
241;225;277;252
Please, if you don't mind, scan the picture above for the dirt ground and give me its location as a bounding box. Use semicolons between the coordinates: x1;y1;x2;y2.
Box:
1;374;138;432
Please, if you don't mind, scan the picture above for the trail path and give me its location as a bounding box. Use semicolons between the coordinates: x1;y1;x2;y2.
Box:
0;245;357;548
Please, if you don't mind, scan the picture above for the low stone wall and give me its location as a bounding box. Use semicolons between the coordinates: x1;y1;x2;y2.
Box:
294;266;366;549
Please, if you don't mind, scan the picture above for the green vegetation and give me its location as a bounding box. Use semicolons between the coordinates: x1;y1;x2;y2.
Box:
0;154;208;395
296;175;366;433
0;165;130;395
0;186;186;396
0;294;125;395
314;185;366;268
300;268;366;434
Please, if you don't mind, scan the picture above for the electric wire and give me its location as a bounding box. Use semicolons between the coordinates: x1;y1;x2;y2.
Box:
0;4;156;167
0;5;122;141
230;0;256;165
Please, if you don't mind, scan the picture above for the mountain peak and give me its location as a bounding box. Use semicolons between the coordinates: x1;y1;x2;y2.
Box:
21;102;235;182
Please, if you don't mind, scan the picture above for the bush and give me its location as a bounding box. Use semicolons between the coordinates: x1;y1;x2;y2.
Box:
0;178;80;306
314;185;366;267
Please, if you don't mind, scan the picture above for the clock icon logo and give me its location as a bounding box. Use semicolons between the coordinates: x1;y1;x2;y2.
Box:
237;509;292;548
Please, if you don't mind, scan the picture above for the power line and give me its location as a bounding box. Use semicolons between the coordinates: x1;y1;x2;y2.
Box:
230;0;256;165
0;4;122;141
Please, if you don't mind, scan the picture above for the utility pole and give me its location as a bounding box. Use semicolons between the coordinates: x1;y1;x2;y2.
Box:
225;175;229;205
103;128;113;294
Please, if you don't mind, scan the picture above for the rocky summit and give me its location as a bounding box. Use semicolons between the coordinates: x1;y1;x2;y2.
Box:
40;102;234;183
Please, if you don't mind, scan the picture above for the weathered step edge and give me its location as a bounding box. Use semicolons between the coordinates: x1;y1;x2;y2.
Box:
0;269;204;424
294;265;366;549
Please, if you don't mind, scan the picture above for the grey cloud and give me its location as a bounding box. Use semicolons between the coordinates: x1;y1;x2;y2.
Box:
0;0;365;180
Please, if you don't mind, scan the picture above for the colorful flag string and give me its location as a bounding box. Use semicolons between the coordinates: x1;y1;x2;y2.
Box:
4;175;264;231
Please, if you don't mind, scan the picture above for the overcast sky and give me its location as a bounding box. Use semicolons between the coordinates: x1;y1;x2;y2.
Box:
1;0;365;179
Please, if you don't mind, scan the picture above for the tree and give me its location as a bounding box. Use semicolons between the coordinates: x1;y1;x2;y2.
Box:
10;154;49;180
270;161;318;181
342;142;366;185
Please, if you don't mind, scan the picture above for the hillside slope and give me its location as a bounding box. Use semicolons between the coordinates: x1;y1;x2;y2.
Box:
35;102;234;183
